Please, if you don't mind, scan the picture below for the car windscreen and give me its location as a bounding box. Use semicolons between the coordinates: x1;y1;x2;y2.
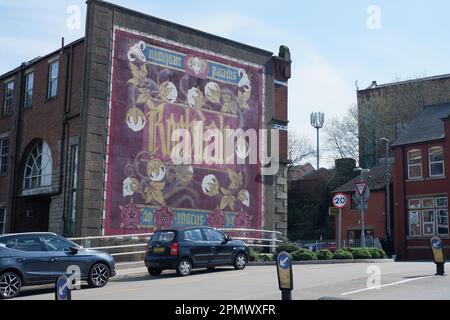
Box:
151;231;176;242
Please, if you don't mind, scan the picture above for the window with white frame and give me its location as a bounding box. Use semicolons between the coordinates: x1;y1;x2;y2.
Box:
23;141;53;191
0;137;8;175
429;147;445;177
24;72;34;108
47;60;59;99
408;196;449;237
0;208;5;234
3;81;14;115
408;150;422;179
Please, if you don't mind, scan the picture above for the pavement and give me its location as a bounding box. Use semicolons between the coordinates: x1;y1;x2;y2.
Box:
13;262;450;300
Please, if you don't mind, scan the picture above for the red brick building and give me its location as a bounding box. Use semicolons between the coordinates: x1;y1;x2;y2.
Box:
0;0;290;237
334;164;391;247
392;103;450;260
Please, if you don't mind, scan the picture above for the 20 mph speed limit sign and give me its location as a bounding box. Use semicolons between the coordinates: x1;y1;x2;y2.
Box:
333;193;348;209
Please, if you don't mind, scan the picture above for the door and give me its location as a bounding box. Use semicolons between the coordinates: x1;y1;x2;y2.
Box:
41;235;87;280
14;235;51;284
14;197;51;233
183;229;210;267
203;229;234;266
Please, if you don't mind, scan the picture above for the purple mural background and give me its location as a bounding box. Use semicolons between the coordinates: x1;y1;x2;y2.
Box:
104;28;264;235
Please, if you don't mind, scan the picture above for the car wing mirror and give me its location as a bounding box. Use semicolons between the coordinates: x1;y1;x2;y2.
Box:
69;247;79;254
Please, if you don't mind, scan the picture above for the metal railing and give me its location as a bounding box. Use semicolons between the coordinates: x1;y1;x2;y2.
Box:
68;228;284;260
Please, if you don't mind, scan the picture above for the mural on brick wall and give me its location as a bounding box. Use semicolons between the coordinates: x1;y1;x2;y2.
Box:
104;27;264;235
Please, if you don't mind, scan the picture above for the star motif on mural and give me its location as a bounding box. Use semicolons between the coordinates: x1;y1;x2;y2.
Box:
119;198;141;230
208;208;226;228
234;207;252;229
154;206;174;230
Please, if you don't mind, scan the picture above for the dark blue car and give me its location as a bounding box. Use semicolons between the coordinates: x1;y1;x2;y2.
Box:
145;227;249;276
0;232;116;299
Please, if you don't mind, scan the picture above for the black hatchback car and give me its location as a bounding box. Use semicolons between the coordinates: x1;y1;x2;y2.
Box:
145;227;249;276
0;232;116;299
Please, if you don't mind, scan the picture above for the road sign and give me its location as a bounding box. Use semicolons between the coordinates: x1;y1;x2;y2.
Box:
55;275;71;300
329;207;340;217
355;182;367;197
355;186;370;201
430;236;445;276
333;193;348;209
276;251;293;300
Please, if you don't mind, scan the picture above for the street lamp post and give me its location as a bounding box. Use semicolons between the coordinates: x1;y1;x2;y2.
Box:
381;138;391;237
354;167;371;248
310;112;325;170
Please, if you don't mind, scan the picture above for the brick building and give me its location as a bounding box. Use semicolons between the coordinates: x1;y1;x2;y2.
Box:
0;0;291;237
334;164;392;247
357;74;450;168
392;103;450;260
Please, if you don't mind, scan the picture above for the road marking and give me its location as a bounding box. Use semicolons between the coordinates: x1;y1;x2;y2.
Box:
341;276;435;296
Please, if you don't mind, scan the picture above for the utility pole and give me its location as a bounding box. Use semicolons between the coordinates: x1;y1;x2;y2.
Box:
310;112;325;170
381;138;391;237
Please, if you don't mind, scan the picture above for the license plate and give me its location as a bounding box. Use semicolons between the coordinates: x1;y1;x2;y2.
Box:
153;247;165;253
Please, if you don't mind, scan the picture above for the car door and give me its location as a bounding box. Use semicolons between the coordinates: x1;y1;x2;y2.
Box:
183;229;210;267
41;235;86;280
13;235;51;284
204;229;234;266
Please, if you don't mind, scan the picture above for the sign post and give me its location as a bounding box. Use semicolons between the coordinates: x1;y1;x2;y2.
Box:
355;181;368;248
276;251;293;300
332;193;348;250
430;236;445;276
55;275;71;301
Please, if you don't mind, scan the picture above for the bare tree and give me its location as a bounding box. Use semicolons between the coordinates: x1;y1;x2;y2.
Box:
288;132;315;167
324;104;359;161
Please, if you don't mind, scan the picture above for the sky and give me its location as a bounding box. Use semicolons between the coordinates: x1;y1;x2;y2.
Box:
1;0;450;167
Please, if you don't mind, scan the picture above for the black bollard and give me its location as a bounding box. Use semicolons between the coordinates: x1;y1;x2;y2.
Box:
281;289;292;301
436;263;445;276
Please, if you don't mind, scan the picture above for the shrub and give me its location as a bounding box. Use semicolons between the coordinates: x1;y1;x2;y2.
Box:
291;249;317;261
332;249;353;260
259;254;274;262
249;249;260;262
316;249;333;260
352;248;372;259
368;248;386;259
276;241;300;254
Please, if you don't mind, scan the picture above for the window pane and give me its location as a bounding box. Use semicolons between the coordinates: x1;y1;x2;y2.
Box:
422;198;434;208
184;229;204;241
430;147;444;162
409;199;421;209
204;229;225;242
16;237;43;252
48;61;59;98
437;197;448;208
0;208;4;222
43;236;74;252
437;210;449;235
408;151;422;165
430;163;444;176
409;211;421;236
409;165;422;178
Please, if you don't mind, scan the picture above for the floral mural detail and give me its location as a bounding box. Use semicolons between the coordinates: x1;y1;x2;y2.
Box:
159;81;178;104
128;62;149;88
238;69;252;92
221;89;238;114
154;206;174;230
220;187;236;211
175;165;194;187
123;177;140;197
126;107;147;132
205;82;221;104
186;56;208;77
147;158;166;182
127;41;146;63
119;198;141;230
234;207;252;229
238;189;250;207
237;89;251;111
187;87;206;109
202;174;219;197
208;209;226;228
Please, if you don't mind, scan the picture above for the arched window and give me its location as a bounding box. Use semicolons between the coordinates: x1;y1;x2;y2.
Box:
23;141;53;191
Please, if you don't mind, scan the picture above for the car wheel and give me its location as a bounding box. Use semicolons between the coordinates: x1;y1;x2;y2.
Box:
0;272;22;299
148;268;163;276
234;253;247;270
88;263;110;288
177;258;192;277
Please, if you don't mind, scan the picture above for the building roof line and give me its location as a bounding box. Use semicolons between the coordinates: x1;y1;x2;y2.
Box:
94;0;274;57
0;37;85;81
359;73;450;92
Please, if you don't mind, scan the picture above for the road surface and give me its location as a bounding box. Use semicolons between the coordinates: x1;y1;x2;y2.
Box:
14;262;450;300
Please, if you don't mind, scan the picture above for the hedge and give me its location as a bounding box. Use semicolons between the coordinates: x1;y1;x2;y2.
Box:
332;249;353;260
291;249;317;261
316;249;333;260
